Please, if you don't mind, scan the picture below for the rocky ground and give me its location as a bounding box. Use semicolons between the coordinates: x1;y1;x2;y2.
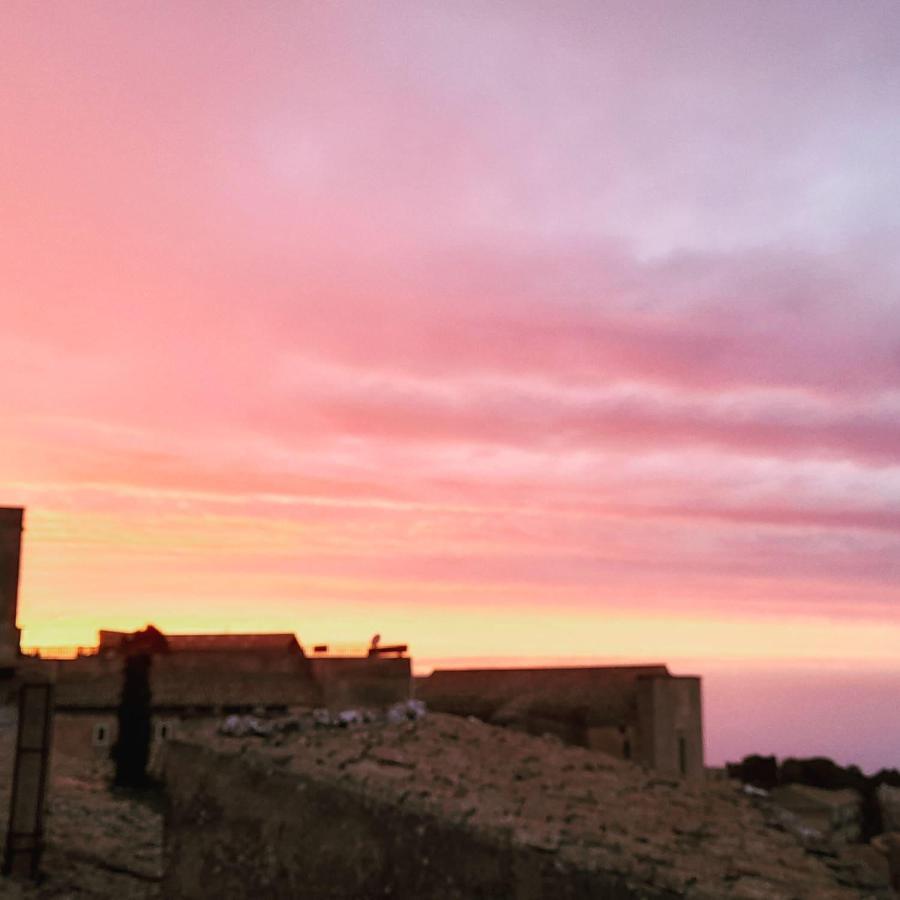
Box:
0;710;894;898
1;754;161;899
198;711;895;899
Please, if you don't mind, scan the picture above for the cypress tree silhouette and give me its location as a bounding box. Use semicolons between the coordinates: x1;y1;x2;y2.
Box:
113;625;167;787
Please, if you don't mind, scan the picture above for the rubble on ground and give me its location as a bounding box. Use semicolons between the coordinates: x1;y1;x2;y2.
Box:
218;698;426;738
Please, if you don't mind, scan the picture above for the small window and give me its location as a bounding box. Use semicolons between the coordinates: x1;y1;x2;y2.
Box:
92;723;109;747
155;720;172;741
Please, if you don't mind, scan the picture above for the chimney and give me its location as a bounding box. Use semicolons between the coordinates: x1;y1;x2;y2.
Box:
0;507;24;667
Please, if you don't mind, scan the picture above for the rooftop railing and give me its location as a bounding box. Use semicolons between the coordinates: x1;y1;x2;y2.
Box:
20;641;408;660
20;645;98;660
310;643;371;657
309;642;408;658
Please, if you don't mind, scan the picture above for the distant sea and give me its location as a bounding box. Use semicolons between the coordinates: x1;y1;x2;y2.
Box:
416;656;900;775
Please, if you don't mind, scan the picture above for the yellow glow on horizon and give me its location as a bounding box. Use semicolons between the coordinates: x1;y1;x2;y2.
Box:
14;508;900;674
20;605;900;672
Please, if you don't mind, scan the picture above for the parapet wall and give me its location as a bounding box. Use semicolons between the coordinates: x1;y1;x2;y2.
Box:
162;738;674;900
54;652;322;711
417;665;668;723
310;656;411;709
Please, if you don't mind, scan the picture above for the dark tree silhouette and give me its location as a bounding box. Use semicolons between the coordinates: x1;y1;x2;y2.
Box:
113;625;168;788
114;653;153;786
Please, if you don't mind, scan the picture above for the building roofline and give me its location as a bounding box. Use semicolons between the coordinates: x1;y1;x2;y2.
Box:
425;664;671;676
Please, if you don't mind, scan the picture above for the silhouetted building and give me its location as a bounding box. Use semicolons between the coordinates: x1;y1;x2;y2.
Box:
416;665;704;778
52;628;321;761
51;628;412;761
0;509;24;669
310;654;411;708
0;507;54;879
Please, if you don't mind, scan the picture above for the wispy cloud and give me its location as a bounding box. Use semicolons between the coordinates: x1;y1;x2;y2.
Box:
2;0;899;664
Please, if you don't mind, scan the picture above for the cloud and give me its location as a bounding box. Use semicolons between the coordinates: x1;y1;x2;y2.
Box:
3;0;900;647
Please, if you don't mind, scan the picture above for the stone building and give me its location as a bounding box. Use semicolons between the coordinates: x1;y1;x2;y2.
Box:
52;630;323;760
416;664;704;778
50;629;412;761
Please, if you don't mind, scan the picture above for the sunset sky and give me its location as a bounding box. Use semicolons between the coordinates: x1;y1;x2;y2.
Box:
3;2;899;767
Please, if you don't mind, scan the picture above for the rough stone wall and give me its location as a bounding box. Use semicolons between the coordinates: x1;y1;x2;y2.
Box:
53;710;220;778
310;656;411;709
160;649;305;675
54;655;122;707
54;652;322;711
586;723;635;759
417;666;669;726
416;666;693;769
163;740;675;900
0;693;18;851
162;715;878;899
636;676;704;778
51;712;120;769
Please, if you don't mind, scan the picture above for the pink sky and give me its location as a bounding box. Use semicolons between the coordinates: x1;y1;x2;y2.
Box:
3;2;899;766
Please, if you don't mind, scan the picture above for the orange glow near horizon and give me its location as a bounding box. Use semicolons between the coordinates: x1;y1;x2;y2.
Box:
15;500;900;664
15;505;900;668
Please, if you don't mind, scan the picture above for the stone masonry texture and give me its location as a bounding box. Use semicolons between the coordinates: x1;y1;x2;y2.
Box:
163;713;891;899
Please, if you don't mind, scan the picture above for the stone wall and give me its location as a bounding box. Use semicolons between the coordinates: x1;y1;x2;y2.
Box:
162;714;874;899
415;666;703;775
54;710;222;777
163;739;675;900
635;676;704;778
54;652;322;711
53;712;116;762
0;691;18;853
309;656;411;709
416;666;668;727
